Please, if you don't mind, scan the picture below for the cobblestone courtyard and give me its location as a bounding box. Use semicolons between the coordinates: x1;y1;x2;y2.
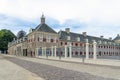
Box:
0;54;120;80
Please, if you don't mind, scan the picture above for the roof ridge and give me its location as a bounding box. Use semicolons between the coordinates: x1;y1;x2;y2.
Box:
59;30;113;41
34;23;57;34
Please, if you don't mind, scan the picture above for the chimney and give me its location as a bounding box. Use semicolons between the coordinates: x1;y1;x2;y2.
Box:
82;32;87;36
109;37;112;40
65;28;70;33
100;35;104;39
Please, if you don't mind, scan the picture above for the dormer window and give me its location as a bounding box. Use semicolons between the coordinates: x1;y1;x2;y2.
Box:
104;41;107;44
67;36;70;40
99;40;102;44
86;39;88;42
77;37;80;41
29;28;34;33
109;42;111;44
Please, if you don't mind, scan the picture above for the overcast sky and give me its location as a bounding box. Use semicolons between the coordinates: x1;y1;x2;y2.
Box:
0;0;120;39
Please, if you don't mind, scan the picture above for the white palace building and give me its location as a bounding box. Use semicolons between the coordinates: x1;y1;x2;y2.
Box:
8;15;120;60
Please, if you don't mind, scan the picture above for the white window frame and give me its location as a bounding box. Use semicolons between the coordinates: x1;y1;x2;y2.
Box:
54;37;56;43
46;35;50;42
67;36;70;40
77;37;80;41
39;35;43;42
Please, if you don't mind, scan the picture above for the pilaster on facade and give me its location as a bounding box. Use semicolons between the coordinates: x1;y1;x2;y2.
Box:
93;40;97;60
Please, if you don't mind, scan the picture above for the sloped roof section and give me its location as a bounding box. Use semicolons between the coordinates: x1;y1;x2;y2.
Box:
114;34;120;41
58;30;114;43
35;23;57;34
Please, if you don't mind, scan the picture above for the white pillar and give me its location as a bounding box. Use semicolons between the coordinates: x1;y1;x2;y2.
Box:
93;40;97;60
42;47;44;56
86;42;89;59
51;46;53;56
36;48;39;57
65;45;67;58
44;47;46;56
54;46;56;57
69;44;72;58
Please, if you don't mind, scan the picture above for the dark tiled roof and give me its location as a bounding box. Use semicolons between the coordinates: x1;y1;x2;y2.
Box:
58;31;114;43
35;23;57;34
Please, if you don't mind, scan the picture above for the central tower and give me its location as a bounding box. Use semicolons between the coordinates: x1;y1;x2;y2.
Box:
41;14;45;24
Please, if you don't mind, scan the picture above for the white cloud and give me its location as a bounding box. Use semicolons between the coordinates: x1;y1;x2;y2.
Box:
0;0;120;39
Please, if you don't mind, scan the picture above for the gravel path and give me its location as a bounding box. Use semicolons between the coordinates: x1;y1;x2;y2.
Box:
4;56;117;80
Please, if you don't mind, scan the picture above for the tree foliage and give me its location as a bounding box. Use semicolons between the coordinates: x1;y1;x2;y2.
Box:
17;30;26;39
0;29;16;52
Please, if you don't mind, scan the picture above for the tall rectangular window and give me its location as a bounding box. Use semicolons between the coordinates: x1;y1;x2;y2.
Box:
39;35;43;42
54;37;56;43
46;35;50;42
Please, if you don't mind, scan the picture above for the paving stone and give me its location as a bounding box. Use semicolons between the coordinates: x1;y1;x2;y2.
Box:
5;57;117;80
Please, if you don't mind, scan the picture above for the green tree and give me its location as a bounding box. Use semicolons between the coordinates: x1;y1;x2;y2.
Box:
0;29;16;53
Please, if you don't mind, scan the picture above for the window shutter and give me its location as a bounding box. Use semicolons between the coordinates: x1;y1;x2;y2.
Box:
65;42;67;45
38;37;39;41
61;42;63;46
75;43;78;46
43;38;46;42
